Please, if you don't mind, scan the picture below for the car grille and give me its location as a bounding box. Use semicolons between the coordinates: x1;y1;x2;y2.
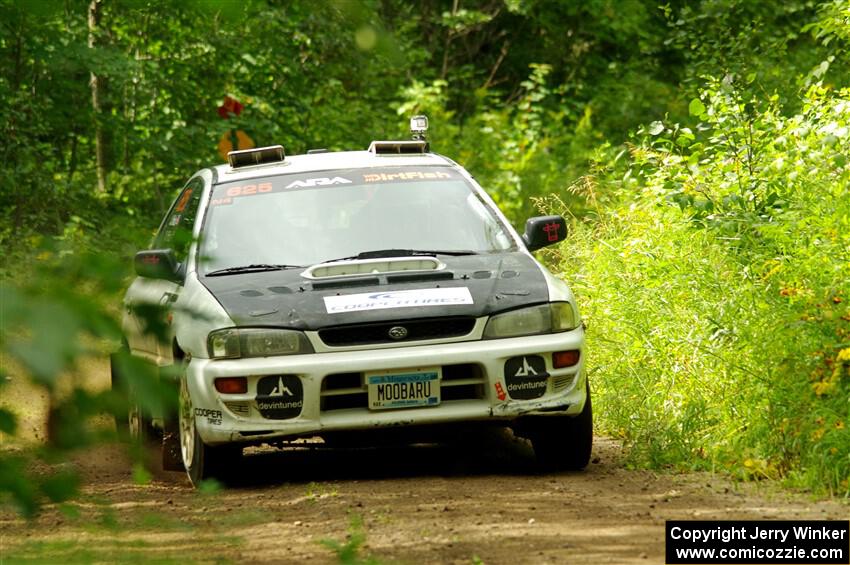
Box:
318;317;476;347
320;363;486;412
550;373;575;393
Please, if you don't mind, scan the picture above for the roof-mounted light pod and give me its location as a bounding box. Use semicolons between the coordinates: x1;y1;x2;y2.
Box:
367;115;431;153
227;145;285;168
410;115;429;139
368;140;429;154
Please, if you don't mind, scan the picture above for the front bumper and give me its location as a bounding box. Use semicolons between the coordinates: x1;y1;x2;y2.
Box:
187;328;587;445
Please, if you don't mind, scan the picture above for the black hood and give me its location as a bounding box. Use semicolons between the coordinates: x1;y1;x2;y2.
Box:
200;252;550;330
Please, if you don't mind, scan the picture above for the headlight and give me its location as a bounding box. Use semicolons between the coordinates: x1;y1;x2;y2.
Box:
483;302;577;339
207;328;314;359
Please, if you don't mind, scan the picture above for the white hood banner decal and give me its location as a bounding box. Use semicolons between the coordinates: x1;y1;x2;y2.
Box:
324;288;473;314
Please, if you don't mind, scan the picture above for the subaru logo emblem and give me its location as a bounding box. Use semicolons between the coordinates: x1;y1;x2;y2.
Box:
388;326;408;340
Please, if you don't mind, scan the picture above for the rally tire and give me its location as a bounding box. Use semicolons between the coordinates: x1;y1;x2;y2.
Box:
160;369;184;472
179;374;240;485
128;391;153;444
111;349;155;444
110;351;130;438
530;381;593;471
161;416;184;472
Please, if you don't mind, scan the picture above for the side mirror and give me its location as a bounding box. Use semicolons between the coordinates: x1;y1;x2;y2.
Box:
522;215;567;251
134;249;180;281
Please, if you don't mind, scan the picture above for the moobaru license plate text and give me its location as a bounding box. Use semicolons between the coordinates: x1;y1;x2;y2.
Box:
367;369;440;410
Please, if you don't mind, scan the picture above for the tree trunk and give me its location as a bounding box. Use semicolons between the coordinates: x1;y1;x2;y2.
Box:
88;0;107;193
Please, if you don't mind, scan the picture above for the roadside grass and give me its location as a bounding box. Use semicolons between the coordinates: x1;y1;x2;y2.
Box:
320;514;380;565
205;507;271;528
99;509;197;533
0;358;52;445
545;84;850;496
306;480;340;502
553;197;849;495
2;498;246;564
3;538;241;564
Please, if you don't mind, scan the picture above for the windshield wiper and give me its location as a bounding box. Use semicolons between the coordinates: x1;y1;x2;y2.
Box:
319;249;479;264
206;264;303;277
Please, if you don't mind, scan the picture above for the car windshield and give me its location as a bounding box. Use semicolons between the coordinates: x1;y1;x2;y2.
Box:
199;166;514;273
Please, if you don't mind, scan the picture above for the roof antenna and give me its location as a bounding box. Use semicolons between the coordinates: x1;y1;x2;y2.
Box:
410;115;430;151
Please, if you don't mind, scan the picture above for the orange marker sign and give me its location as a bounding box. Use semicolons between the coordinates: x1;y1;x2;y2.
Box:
217;96;255;161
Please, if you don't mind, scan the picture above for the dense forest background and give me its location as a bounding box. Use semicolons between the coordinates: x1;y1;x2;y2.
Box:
1;0;849;512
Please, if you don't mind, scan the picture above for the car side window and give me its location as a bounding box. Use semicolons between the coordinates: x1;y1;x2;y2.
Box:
155;177;204;262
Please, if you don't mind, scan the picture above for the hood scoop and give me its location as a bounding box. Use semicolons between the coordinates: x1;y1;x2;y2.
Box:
200;250;551;329
301;256;445;280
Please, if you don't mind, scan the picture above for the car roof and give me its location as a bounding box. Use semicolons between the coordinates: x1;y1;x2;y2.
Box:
210;149;457;185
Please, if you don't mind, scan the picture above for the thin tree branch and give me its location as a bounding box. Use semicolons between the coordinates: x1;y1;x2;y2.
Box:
483;39;509;90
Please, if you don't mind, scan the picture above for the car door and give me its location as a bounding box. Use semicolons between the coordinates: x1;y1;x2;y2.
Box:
123;177;204;364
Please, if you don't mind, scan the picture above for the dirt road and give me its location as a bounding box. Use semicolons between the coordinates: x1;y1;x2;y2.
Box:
1;360;847;564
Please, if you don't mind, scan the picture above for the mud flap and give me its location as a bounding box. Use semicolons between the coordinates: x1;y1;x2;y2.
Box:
162;418;184;471
160;366;184;472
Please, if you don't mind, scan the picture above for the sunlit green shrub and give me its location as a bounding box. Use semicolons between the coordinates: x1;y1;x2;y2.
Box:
0;237;175;516
555;82;850;494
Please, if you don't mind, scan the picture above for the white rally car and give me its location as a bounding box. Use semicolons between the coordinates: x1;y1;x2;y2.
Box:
116;118;591;485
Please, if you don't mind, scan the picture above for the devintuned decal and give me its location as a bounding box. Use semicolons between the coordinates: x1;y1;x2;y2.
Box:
324;287;473;314
504;355;549;400
255;375;303;420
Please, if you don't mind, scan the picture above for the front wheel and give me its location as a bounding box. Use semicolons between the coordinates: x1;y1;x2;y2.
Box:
528;381;593;471
179;374;240;486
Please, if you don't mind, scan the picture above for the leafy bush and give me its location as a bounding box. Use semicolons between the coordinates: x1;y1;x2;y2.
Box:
555;81;850;493
0;236;174;516
3;0;850;520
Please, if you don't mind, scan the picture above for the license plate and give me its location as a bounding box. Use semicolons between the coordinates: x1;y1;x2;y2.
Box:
366;367;441;410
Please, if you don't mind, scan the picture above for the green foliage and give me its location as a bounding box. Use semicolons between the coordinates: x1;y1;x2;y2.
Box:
320;515;380;565
0;239;174;515
132;463;152;486
4;537;200;564
0;407;17;435
559;81;850;494
197;478;223;495
2;0;850;519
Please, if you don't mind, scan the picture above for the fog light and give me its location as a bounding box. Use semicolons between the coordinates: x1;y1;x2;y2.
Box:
215;377;247;394
553;350;581;368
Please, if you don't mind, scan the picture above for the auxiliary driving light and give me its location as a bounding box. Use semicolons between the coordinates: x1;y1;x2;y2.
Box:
410;115;429;134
